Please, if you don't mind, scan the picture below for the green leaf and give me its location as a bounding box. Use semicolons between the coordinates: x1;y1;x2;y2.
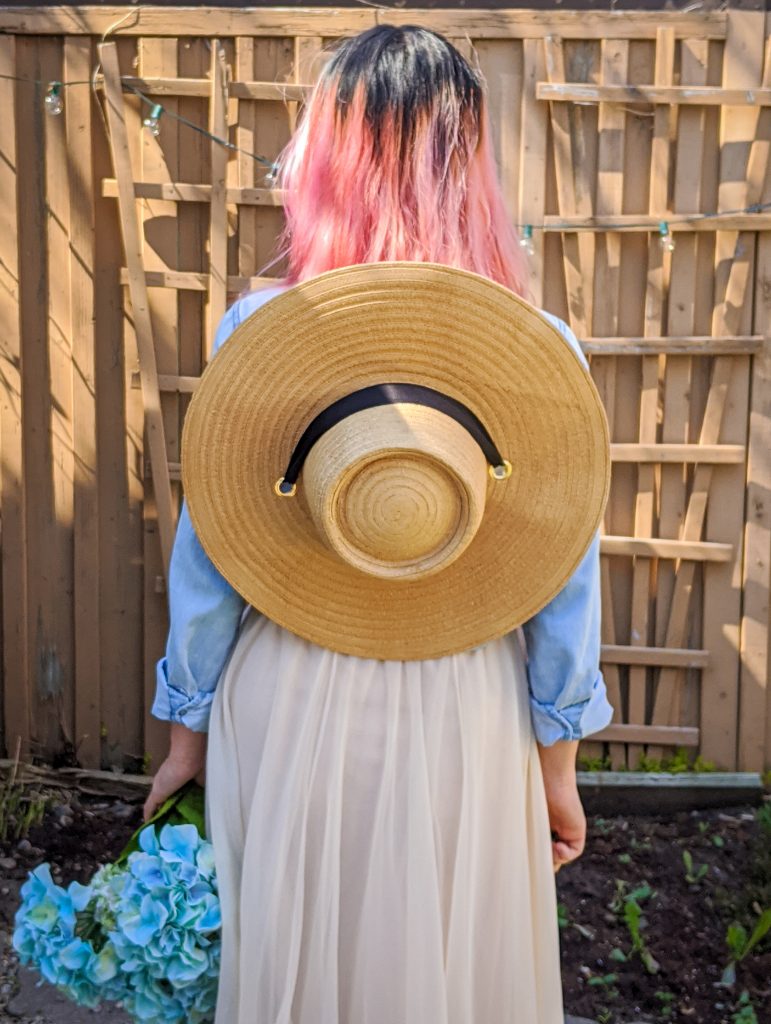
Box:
738;908;771;961
114;781;206;867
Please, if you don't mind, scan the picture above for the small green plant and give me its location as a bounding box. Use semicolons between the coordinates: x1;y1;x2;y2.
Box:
719;908;771;987
712;834;725;848
557;902;568;929
682;848;709;884
756;802;771;836
0;765;50;843
655;989;677;1020
635;747;717;774
617;852;632;865
141;751;153;774
731;989;758;1024
577;754;612;771
610;879;660;974
587;972;619;1000
596;1009;613;1024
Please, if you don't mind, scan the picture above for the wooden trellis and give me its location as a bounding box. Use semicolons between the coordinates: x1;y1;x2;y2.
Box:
0;7;769;775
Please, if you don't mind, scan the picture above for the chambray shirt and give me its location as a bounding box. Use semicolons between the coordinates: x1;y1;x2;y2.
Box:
152;285;615;747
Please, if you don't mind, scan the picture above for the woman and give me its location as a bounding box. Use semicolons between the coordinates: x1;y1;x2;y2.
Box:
144;25;614;1024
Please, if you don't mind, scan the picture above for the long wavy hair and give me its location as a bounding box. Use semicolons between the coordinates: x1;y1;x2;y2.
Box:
264;25;527;295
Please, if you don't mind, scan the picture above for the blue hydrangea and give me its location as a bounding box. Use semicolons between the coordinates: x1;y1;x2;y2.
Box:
12;823;221;1024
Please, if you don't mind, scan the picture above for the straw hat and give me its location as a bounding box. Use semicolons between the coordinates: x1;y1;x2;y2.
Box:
181;262;610;660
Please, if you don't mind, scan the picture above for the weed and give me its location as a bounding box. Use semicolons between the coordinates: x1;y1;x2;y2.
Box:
0;755;51;843
731;989;758;1024
635;747;716;773
682;848;709;884
610;879;660;974
578;754;612;771
587;972;619;1000
557;902;569;929
655;989;677;1020
718;908;771;987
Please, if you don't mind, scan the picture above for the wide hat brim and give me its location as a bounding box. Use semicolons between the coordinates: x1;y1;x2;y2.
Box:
181;262;610;660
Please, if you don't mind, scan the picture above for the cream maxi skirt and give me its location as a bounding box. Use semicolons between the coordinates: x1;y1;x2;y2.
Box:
204;607;564;1024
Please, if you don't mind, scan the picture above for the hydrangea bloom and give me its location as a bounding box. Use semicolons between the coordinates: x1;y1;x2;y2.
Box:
12;819;220;1024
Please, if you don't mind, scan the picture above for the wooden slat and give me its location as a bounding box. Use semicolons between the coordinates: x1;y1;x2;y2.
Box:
236;37;257;314
0;35;29;757
0;9;728;40
601;645;709;669
65;36;100;769
544;34;594;336
542;214;771;231
102;179;285;205
583;335;762;355
588;37;630;768
207;41;229;358
655;36;711;761
625;27;675;769
601;537;733;562
536;83;771;105
100;41;175;573
610;443;744;463
518;39;548;304
591;723;700;746
114;75;310;100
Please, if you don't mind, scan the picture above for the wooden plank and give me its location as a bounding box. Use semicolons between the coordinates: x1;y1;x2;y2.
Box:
0;35;29;758
114;76;310;100
518;38;548;304
475;39;522;225
0;9;727;40
601;538;732;561
65;36;100;769
542;214;771;231
591;723;700;746
102;179;285;205
236;37;257;309
536;83;771;105
601;645;709;669
583;335;762;355
100;41;175;573
544;35;594;336
207;41;229;359
739;331;770;771
626;26;674;769
654;36;710;761
588;37;629;768
610;444;744;463
32;35;75;759
138;36;181;776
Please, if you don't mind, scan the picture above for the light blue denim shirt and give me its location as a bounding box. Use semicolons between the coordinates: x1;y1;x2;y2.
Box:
152;285;615;747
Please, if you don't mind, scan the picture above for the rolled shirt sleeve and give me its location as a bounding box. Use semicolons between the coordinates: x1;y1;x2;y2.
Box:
152;500;247;732
521;530;614;746
520;311;614;747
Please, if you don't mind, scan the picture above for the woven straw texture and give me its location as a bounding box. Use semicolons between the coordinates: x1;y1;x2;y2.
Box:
182;262;610;660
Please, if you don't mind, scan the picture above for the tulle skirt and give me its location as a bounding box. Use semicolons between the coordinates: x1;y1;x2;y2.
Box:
204;608;564;1024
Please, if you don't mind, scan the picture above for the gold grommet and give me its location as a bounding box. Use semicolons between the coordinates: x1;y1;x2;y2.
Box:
489;460;512;481
274;477;297;497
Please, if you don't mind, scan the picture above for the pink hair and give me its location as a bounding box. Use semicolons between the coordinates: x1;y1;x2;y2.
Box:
261;35;527;297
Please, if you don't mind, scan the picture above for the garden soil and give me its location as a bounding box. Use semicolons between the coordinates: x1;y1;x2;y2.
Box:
0;792;767;1024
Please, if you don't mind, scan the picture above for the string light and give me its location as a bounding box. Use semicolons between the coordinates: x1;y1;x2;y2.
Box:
142;103;163;137
3;71;771;234
658;220;676;253
44;81;63;116
519;224;535;256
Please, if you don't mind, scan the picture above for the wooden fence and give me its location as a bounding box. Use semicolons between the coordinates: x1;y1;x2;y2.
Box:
0;6;769;774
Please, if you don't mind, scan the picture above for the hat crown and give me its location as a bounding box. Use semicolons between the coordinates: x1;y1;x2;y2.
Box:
304;404;488;580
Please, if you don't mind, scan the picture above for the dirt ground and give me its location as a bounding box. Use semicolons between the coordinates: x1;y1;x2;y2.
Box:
0;791;768;1024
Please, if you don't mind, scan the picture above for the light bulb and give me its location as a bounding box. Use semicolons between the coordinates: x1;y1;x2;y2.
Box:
44;82;63;116
518;225;535;257
658;221;675;253
263;162;279;187
142;104;163;138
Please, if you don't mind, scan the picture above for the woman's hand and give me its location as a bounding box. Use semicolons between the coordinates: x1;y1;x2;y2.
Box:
143;723;208;822
537;739;586;873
